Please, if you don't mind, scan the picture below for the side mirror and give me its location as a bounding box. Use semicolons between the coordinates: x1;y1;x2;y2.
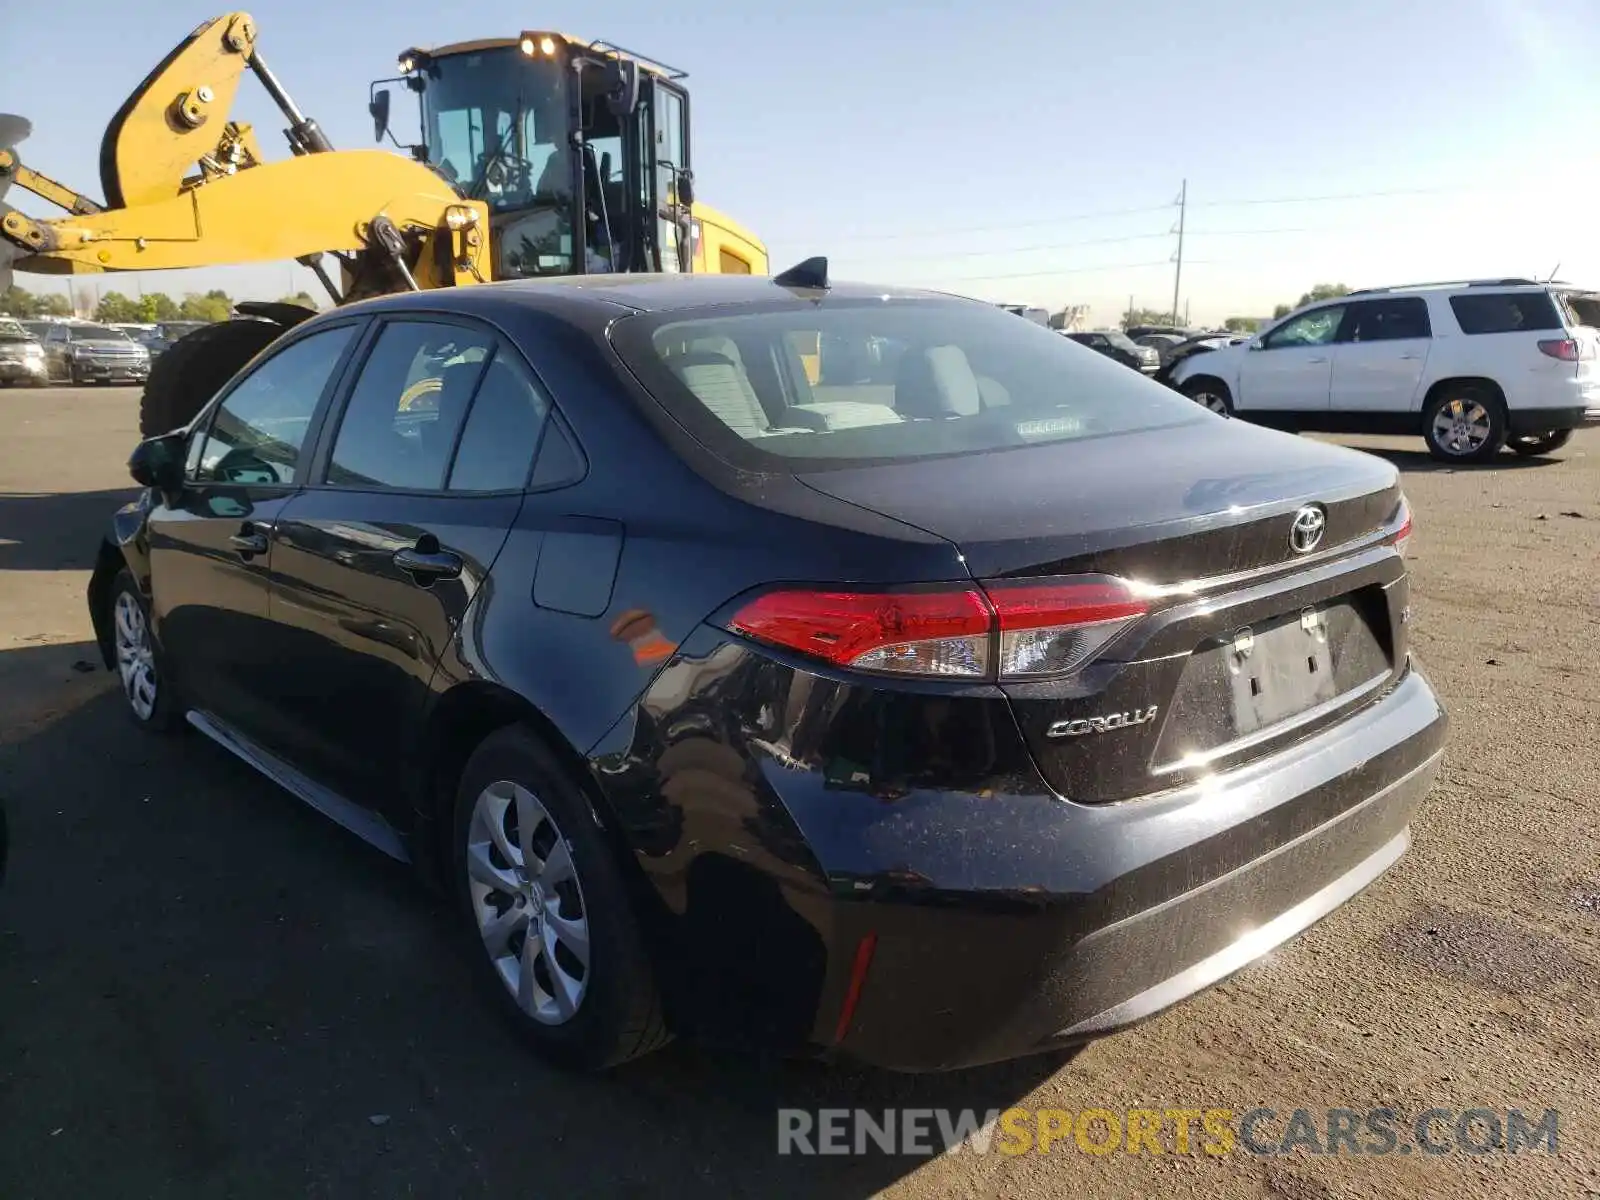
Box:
604;59;640;115
369;88;392;143
676;168;695;208
128;432;185;495
1248;339;1266;351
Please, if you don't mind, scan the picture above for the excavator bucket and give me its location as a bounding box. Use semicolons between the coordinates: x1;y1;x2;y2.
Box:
0;114;31;296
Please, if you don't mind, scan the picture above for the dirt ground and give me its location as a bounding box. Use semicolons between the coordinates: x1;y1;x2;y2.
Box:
1;386;1596;1199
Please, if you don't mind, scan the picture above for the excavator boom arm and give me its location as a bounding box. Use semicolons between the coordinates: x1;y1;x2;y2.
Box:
7;150;487;286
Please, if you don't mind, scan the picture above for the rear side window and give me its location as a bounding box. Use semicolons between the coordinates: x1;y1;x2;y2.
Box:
446;353;551;492
1448;292;1562;334
1348;298;1431;342
326;321;494;491
608;299;1204;472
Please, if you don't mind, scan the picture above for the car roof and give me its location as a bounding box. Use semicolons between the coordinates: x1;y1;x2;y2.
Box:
337;274;958;321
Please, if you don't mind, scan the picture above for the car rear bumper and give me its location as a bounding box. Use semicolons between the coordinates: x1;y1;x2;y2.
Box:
596;635;1448;1072
1507;404;1600;434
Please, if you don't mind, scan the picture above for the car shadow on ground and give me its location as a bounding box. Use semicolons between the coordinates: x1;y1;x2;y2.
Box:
1349;446;1567;474
0;488;140;572
0;684;1069;1199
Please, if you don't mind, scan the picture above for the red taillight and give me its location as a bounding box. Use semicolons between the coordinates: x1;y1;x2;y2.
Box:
1537;338;1585;362
727;587;993;677
724;576;1147;680
1386;498;1413;558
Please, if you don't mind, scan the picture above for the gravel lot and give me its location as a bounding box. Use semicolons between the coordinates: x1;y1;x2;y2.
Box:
2;386;1597;1199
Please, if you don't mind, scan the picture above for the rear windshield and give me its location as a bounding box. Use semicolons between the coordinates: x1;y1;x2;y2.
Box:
608;299;1205;472
1448;291;1563;335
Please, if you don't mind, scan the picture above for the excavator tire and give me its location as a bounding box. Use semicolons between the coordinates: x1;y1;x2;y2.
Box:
138;318;284;437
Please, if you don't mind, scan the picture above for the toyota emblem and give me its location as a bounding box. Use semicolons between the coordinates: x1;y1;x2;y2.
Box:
1289;505;1327;554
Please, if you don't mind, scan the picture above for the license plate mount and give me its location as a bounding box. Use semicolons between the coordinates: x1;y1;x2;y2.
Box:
1226;606;1341;734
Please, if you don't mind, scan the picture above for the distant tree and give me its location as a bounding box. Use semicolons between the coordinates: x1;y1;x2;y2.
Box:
179;289;233;322
1223;316;1262;333
1120;306;1178;331
1;285;38;317
137;292;180;322
1272;303;1293;320
95;291;143;323
1295;283;1350;308
35;293;71;317
276;291;319;311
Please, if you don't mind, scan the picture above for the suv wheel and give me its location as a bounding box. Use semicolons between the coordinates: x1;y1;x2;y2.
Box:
1422;388;1507;463
451;726;669;1071
1182;378;1233;416
1507;429;1573;458
109;570;183;732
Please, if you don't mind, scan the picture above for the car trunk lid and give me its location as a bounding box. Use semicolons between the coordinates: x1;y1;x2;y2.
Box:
797;419;1410;802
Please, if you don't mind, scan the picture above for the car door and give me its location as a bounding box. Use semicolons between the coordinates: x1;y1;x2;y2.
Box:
1236;303;1349;413
1328;297;1433;415
145;321;363;741
263;316;547;814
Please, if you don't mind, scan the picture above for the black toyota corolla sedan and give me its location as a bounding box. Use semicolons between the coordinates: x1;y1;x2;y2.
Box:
86;268;1447;1073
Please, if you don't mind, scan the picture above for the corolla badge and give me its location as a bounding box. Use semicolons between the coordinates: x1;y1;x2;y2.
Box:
1046;706;1159;739
1290;504;1327;554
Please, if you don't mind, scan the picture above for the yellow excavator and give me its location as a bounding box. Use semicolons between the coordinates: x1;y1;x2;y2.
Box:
0;13;768;434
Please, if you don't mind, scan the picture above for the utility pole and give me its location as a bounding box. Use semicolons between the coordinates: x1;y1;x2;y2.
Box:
1171;178;1187;326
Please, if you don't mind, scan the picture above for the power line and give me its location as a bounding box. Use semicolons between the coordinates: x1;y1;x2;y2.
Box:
1190;184;1458;209
894;258;1186;285
827;202;1175;244
820;183;1471;245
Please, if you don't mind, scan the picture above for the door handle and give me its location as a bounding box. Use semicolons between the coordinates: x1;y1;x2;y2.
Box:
1306;356;1329;364
229;523;270;556
1398;353;1423;360
393;546;463;582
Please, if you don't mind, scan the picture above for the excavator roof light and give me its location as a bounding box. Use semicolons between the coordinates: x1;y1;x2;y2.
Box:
520;33;562;56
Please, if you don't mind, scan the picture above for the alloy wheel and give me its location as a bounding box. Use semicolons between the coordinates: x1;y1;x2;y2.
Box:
113;590;158;721
466;780;590;1025
1194;390;1229;415
1431;398;1493;456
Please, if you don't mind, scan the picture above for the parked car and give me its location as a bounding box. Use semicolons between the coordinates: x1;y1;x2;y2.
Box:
1125;324;1191;340
1134;332;1187;366
88;272;1444;1073
1065;328;1160;373
1169;279;1600;462
1152;333;1248;387
0;322;49;386
40;321;151;385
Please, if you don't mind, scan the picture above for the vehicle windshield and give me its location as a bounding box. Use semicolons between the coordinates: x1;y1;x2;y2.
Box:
71;324;132;340
609;299;1206;473
1101;331;1142;352
420;46;574;276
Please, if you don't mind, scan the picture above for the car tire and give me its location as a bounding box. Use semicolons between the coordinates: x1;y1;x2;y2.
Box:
1422;386;1508;464
451;725;670;1071
108;569;185;733
1182;377;1234;417
139;319;282;436
1506;429;1573;457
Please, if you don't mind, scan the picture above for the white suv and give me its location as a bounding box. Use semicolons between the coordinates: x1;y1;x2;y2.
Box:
1169;279;1600;462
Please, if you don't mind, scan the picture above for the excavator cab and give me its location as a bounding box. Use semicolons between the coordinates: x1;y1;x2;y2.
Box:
373;34;697;281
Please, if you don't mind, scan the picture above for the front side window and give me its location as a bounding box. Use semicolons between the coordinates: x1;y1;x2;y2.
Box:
609;298;1206;472
1263;306;1347;349
326;321;496;491
197;325;358;485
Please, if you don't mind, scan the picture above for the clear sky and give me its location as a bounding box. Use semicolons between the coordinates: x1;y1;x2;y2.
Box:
6;0;1597;326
